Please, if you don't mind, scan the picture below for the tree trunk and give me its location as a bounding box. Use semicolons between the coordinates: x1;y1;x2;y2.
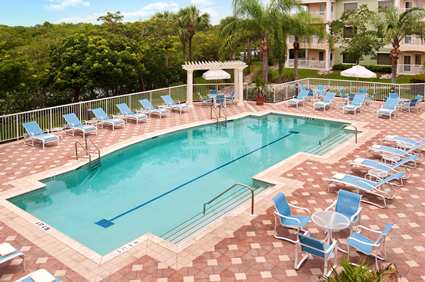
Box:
188;35;193;61
73;88;81;102
390;42;400;83
247;39;252;65
260;37;269;82
293;37;300;80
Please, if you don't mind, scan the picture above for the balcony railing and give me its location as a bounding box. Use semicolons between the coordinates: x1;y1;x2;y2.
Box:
287;35;325;45
397;64;424;75
403;35;425;45
287;59;326;69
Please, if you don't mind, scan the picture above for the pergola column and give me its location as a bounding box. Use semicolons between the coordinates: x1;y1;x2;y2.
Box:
237;69;244;106
186;70;193;105
234;69;239;104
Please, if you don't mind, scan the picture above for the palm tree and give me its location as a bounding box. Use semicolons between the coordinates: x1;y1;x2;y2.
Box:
286;11;324;80
233;0;276;82
377;7;425;82
177;6;210;61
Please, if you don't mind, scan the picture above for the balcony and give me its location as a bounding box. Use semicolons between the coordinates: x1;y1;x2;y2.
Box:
287;35;327;48
397;64;424;75
287;59;326;69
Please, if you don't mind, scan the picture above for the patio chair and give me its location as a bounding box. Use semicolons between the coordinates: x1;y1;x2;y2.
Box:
347;224;393;269
22;121;60;149
343;93;366;114
388;91;400;99
91;108;125;131
0;242;24;270
370;144;420;164
294;232;337;277
272;192;311;243
384;134;425;151
63;113;97;139
377;96;400;119
116;103;147;124
401;96;421;112
161;95;189;114
316;85;326;98
225;90;236;104
358;87;368;94
328;172;405;208
288;88;309;108
325;189;362;226
15;268;61;282
314;92;336;111
350;155;416;177
139;99;169;118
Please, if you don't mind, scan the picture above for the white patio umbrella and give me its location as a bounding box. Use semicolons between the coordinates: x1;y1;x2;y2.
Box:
341;65;377;79
202;69;231;80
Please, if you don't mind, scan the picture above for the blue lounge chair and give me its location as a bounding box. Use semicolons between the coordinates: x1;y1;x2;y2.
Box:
294;232;337;277
326;189;362;226
370;145;419;164
22;121;59;149
272;192;311;243
288;88;309;108
161;95;189;114
314;92;336;111
351;155;416;176
358;87;368;94
343;93;366;114
0;242;24;270
116;103;147;124
15;269;61;282
329;172;405;208
139;99;169;118
91;108;125;130
347;224;393;269
384;135;425;150
388;91;399;99
316;85;326;98
377;96;400;119
63;113;97;139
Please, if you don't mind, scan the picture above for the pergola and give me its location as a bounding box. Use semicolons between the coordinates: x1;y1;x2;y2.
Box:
182;61;248;106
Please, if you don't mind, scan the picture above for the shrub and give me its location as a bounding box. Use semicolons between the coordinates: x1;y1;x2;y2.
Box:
411;73;425;83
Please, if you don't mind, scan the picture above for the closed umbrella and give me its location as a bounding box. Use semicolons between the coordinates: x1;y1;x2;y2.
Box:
202;69;231;80
341;65;376;79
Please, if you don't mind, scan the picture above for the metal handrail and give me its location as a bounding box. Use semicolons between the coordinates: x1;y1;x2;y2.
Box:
86;138;101;159
75;138;101;162
75;141;91;162
203;183;255;215
345;125;358;144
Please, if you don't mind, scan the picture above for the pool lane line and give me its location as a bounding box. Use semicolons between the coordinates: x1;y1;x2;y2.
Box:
95;130;300;228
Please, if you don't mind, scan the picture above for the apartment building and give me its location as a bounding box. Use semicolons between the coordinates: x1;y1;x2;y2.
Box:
285;0;425;75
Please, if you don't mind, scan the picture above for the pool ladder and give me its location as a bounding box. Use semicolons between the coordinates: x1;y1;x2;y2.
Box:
75;138;101;170
211;103;227;126
203;183;255;215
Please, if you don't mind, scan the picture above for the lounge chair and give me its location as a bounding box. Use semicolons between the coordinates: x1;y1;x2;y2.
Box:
350;155;416;177
225;90;236;104
401;97;420;112
377;96;400;119
288;89;309;108
0;242;24;270
294;232;337;277
325;189;361;226
116;103;147;124
329;172;405;208
272;192;311;243
63;113;97;139
15;269;61;282
369;144;419;163
347;224;393;269
384;135;425;151
343;93;366;114
314;92;336;111
91;108;125;130
22;121;59;149
139;99;169;118
161;95;189;114
315;85;326;98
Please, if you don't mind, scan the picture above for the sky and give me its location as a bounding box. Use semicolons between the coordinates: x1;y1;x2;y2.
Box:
1;0;232;26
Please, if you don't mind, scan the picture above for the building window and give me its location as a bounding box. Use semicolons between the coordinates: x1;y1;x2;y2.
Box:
289;49;306;59
319;51;325;61
342;53;357;64
377;53;391;65
415;54;421;65
343;26;355;38
378;0;393;11
319;3;326;15
405;1;411;9
344;2;358;12
405;35;412;44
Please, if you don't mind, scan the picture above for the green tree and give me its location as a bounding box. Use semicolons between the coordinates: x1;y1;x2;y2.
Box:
177;6;210;61
97;11;124;25
376;7;425;82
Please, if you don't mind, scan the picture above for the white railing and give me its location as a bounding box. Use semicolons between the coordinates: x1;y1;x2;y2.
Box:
287;59;326;69
287;35;325;45
0;83;234;143
403;35;425;46
397;64;424;75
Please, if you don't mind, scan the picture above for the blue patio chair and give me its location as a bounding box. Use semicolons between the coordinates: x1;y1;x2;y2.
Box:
22;121;60;149
0;242;25;270
91;108;125;131
225;90;236;104
288;88;309;108
338;87;346;98
347;224;393;269
116;103;147;124
63;113;97;139
377;96;400;119
401;96;420;112
294;232;337;277
316;85;326;98
370;144;420;164
161;95;189;114
351;155;416;177
15;269;61;282
358;87;368;94
343;93;366;114
208;89;218;96
388;91;399;99
139;99;169;118
314;92;336;111
325;189;361;226
384;134;425;151
272;192;311;243
329;171;405;208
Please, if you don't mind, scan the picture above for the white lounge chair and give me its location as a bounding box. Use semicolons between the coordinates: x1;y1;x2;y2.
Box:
15;269;61;282
91;108;125;130
0;242;24;270
22;121;59;149
63;113;97;139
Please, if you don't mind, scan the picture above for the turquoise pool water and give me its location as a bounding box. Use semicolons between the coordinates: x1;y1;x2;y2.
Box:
9;114;349;255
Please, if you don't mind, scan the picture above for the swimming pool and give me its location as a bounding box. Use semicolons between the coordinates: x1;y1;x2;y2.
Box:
9;114;351;255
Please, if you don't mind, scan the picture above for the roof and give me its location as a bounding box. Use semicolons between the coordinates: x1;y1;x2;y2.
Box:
182;60;248;71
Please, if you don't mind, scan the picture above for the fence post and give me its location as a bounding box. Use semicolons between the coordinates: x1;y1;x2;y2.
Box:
150;91;153;103
129;95;132;109
49;108;53;131
79;102;82;119
16;115;19;140
273;87;276;103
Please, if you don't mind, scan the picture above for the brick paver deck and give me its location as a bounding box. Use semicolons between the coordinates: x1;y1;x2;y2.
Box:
1;100;424;281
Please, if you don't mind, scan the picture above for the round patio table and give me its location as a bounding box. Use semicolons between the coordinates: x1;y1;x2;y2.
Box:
312;211;350;242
